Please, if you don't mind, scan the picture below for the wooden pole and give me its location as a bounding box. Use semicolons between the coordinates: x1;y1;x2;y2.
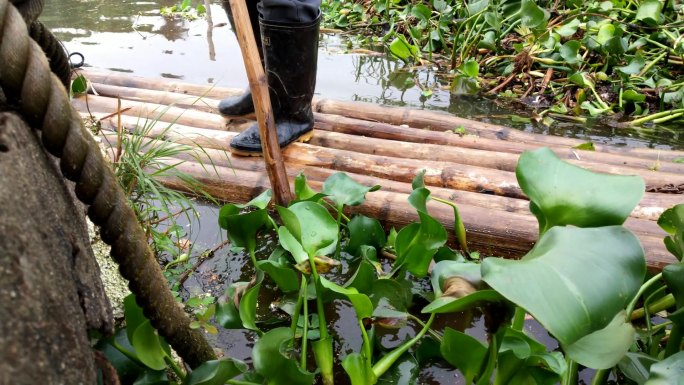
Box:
227;0;292;205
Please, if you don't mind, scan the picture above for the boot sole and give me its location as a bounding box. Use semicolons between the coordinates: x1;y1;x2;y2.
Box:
229;130;315;157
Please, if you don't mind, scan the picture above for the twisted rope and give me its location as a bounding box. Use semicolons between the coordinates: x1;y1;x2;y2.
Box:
29;20;71;88
0;0;216;367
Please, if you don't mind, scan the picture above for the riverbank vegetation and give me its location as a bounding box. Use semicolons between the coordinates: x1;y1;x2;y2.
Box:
322;0;684;127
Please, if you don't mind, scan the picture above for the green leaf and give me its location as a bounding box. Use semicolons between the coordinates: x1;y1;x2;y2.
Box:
131;320;169;371
423;260;504;313
520;0;548;29
555;18;580;37
246;189;273;209
132;371;168;385
440;328;487;384
618;55;646;75
618;352;659;384
343;353;377;385
636;0;663;26
467;0;490;15
450;75;480;95
218;201;270;252
376;353;419;385
277;202;338;258
71;74;88;96
461;58;480;78
319;277;373;319
278;226;309;264
346;215;387;257
411;4;431;21
389;35;419;62
294;173;325;202
322;172;380;208
370;279;411;319
596;23;617;45
516;147;645;233
256;248;300;293
658;205;684;261
623;89;646;103
252;328;314;385
573;142;595;151
644;351;684;384
239;271;264;332
182;359;247;385
569;72;594;88
215;285;243;329
482;226;645;358
432;0;447;12
559;40;581;65
564;311;635;369
346;256;378;294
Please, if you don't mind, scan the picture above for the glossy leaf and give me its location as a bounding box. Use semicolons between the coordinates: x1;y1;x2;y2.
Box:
346;215;387;257
520;0;548;29
239;271;264;332
440;328;487;384
658;204;684;261
370;278;411;319
277;202;338;258
346;256;378;294
560;40;581;65
322;172;380;208
618;352;659;384
252;328;314;385
461;59;480;78
256;247;300;293
132;371;168;385
278;227;309;264
644;351;684;384
664;263;684;315
216;284;244;329
564;311;635;369
182;358;247;385
617;55;645;75
389;35;419;62
342;353;376;385
71;74;88;95
320;276;373;319
555;18;580;36
423;260;504;313
124;295;170;371
495;328;565;385
636;0;663;26
294;173;325;202
376;353;419;385
219;209;269;251
516;147;645;233
482;226;645;352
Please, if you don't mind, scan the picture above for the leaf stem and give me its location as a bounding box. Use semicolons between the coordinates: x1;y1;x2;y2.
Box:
626;273;662;318
631;293;674;320
302;281;310;369
512;307;526;331
372;313;436;378
562;358;579;385
590;368;609;385
164;354;186;381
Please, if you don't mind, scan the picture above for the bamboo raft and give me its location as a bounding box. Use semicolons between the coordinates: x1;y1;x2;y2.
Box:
72;69;684;273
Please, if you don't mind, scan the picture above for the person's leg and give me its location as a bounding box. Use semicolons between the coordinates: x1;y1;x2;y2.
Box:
229;0;321;155
218;0;262;116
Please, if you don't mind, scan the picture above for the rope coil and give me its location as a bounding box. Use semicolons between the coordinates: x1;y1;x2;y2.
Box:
0;0;216;368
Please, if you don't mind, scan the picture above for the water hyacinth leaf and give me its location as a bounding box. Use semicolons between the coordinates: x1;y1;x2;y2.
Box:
278;226;309;264
564;310;635;369
342;353;376;385
618;55;646;75
182;358;247;385
461;58;480;78
252;328;314;385
256;248;300;293
451;75;480;95
432;0;447;12
658;204;684;260
294;173;326;202
313;336;334;384
370;278;410;319
376;353;419;385
131;320;169;371
277;202;338;258
124;294;148;343
346;255;378;294
394;213;447;277
440;328;487;384
623;89;646;103
516;148;644;233
636;0;663;26
132;371;168;385
569;72;593;88
389;35;419;62
423;261;503;313
559;40;581;65
520;0;548;29
618;352;659;384
239;271;264;332
482;226;645;350
484;12;500;30
596;23;617;45
555;18;580;37
644;351;684;384
216;284;243;329
219;208;270;251
322;172;380;208
664;263;684;313
71;74;88;96
347;215;387;256
467;0;489;15
245;189;273;209
410;3;431;21
320;276;373;319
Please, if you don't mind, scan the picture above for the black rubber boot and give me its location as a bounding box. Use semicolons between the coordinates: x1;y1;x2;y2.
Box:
229;15;320;156
219;0;262;116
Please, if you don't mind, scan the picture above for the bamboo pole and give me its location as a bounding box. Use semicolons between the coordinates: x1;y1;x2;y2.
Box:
90;109;684;219
77;68;684;162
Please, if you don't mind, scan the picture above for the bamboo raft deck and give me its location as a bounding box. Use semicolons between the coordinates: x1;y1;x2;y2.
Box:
72;69;684;273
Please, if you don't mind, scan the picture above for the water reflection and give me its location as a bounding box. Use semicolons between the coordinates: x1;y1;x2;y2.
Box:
40;0;682;149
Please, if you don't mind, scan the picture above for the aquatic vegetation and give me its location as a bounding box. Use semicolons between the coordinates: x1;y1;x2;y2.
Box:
322;0;684;127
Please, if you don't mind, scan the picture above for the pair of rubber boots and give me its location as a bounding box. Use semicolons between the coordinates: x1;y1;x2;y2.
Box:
220;2;319;156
